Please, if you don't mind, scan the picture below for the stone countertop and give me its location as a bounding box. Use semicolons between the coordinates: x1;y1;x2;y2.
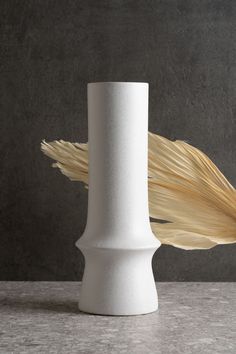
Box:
0;282;235;354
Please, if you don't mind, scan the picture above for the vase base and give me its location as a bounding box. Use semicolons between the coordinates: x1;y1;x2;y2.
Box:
78;304;158;316
78;246;159;316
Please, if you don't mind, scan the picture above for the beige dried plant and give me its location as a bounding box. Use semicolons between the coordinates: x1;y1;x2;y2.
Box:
41;132;236;250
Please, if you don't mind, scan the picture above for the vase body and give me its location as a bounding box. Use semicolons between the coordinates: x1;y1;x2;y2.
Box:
76;82;161;315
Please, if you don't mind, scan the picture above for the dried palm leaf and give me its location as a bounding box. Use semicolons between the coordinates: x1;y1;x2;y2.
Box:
41;133;236;250
41;140;88;184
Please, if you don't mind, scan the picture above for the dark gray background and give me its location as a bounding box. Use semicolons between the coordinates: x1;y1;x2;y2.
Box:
1;0;235;281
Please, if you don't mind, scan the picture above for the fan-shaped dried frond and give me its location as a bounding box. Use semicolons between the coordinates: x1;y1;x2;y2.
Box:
41;132;236;250
148;133;236;249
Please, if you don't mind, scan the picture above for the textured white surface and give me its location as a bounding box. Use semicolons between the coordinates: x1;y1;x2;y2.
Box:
76;82;160;315
0;282;235;354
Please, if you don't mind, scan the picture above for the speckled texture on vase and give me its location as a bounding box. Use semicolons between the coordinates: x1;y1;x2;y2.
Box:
0;282;235;353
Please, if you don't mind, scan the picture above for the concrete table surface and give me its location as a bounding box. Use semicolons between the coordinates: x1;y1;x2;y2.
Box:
0;282;235;354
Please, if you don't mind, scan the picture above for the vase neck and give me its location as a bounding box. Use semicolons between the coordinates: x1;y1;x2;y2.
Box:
87;82;150;234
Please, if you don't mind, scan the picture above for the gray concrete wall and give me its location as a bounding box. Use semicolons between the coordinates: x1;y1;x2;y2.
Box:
1;0;235;280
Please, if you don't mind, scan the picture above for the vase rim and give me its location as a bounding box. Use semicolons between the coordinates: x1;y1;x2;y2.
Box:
88;81;149;85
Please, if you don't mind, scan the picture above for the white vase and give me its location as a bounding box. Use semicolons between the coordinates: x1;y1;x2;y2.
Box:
76;82;161;315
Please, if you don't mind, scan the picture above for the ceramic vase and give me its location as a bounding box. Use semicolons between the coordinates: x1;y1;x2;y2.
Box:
76;82;160;315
